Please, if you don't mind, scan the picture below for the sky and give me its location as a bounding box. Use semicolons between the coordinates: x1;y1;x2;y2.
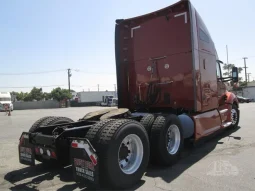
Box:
0;0;255;93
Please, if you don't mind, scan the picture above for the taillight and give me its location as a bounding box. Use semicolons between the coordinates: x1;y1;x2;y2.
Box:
35;147;39;154
71;142;78;148
51;151;57;158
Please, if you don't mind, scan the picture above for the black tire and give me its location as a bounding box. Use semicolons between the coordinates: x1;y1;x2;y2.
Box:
140;114;155;135
150;115;184;166
95;119;150;189
39;116;74;127
229;104;240;129
29;116;74;166
29;116;52;133
85;119;115;145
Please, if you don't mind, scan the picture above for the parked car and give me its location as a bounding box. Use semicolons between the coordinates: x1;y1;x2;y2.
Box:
237;95;252;103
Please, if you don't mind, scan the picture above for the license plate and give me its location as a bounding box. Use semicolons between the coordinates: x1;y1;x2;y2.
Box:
70;138;99;185
18;132;35;166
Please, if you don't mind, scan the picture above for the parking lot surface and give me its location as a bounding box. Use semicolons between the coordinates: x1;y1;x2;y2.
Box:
0;104;255;191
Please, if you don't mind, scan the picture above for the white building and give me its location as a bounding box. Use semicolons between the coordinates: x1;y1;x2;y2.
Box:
77;91;117;103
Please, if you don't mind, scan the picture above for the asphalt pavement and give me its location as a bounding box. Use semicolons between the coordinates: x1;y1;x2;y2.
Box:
0;104;255;191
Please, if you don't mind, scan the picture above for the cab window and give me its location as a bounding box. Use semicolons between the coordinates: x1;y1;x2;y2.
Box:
199;28;210;43
216;62;221;79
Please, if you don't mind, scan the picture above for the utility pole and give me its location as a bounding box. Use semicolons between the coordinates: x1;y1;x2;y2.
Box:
114;84;117;97
98;84;99;92
247;73;251;83
243;57;248;84
67;68;72;93
226;45;229;64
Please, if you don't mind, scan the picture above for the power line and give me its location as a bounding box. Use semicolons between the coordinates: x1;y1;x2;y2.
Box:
73;69;115;75
71;84;116;88
229;58;243;62
0;68;116;76
71;85;98;88
0;69;67;76
0;85;65;89
229;55;255;63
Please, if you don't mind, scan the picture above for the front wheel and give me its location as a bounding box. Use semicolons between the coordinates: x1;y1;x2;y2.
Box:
229;104;240;129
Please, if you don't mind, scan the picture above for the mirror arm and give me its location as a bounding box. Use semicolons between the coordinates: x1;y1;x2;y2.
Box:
221;77;232;80
219;77;233;82
216;60;224;64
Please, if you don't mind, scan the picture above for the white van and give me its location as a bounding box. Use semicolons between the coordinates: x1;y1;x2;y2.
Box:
0;92;13;111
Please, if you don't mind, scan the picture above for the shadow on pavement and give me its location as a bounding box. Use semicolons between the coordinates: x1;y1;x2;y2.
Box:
4;161;145;191
145;126;241;183
4;164;74;191
56;180;145;191
4;126;241;191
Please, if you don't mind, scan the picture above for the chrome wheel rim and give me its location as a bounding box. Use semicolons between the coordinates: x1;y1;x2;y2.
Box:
118;134;143;174
231;109;238;125
166;125;181;155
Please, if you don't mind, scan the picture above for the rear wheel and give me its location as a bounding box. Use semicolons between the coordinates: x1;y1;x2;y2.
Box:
39;116;74;127
29;116;74;166
140;114;155;136
95;119;150;189
150;115;184;166
85;119;115;145
29;116;52;133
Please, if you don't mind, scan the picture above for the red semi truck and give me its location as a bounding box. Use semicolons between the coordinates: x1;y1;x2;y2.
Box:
18;0;240;189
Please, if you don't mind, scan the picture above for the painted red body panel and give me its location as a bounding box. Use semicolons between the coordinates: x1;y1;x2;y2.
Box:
192;109;221;140
115;0;239;141
117;1;194;110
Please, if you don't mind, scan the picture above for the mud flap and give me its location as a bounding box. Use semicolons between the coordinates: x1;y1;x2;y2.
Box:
70;138;99;186
18;132;35;166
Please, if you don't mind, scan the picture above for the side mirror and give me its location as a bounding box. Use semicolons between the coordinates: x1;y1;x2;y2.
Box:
232;67;239;83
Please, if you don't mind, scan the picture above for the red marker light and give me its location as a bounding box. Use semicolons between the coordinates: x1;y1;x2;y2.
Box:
51;151;57;158
35;147;39;154
71;142;78;148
